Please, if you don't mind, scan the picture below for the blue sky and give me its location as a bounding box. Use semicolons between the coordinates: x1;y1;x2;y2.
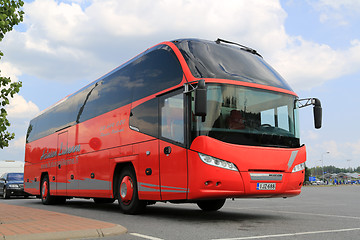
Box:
0;0;359;169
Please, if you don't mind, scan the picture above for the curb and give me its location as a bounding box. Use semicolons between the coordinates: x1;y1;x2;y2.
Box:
2;225;127;240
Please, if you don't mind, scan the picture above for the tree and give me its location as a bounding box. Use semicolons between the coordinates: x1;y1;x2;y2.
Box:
0;0;24;149
304;165;310;183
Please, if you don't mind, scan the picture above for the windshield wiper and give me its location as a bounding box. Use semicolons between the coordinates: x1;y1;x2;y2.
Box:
215;38;262;58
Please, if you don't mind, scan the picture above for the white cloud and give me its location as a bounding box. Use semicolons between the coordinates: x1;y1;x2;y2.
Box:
305;137;360;168
6;95;40;119
1;0;289;82
271;37;360;90
1;0;360;91
309;0;360;26
302;130;320;141
9;135;26;149
0;62;21;82
344;139;360;157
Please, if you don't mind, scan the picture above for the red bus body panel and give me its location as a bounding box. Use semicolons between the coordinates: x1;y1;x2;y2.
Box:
24;39;307;203
189;136;305;199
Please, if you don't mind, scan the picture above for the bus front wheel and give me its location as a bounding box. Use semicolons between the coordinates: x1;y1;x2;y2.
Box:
197;199;226;211
117;166;145;214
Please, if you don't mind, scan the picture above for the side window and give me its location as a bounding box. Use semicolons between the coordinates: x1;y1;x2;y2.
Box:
160;92;184;144
27;94;82;142
132;47;183;101
78;45;182;123
77;70;133;123
26;45;183;142
129;98;158;137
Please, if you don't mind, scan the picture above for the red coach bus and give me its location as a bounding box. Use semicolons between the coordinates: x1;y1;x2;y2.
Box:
24;38;322;214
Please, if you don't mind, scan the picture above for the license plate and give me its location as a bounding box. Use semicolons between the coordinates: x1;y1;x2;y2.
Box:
256;183;276;190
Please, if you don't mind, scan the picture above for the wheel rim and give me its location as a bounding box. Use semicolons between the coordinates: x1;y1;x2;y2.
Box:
42;181;48;200
119;176;133;205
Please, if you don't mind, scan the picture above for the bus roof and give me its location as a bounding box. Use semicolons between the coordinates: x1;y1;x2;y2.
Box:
172;38;293;91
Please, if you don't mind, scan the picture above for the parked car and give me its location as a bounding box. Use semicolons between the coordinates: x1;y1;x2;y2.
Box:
0;173;27;199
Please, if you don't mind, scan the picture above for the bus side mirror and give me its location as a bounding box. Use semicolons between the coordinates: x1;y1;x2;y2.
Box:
313;98;322;129
195;80;207;117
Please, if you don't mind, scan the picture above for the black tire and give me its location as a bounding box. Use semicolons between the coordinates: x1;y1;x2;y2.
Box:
94;198;115;204
197;199;226;211
117;166;146;214
41;175;55;205
3;187;9;199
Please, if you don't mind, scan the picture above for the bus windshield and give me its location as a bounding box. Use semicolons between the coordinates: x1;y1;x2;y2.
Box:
191;84;300;148
174;39;292;91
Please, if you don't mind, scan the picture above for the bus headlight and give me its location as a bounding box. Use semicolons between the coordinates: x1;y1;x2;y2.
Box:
198;153;238;171
292;163;305;173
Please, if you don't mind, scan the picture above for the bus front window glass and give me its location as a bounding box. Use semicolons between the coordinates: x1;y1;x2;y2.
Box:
277;105;290;131
161;93;184;144
261;109;275;126
191;84;300;148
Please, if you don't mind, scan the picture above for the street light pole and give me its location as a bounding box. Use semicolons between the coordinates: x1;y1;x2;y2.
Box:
321;151;330;183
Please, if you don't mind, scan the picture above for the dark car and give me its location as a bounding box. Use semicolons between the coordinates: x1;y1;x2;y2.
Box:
0;173;27;199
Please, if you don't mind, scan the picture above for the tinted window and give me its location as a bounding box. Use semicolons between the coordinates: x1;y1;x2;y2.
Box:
27;45;183;142
77;45;183;122
131;46;183;101
130;98;158;137
77;72;133;123
174;39;292;91
27;94;83;142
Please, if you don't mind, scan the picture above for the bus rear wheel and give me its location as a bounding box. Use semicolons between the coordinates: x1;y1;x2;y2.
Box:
117;166;145;214
41;175;54;205
197;199;226;211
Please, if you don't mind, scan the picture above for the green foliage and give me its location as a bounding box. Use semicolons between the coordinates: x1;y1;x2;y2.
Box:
0;0;24;41
309;165;360;176
304;165;310;183
0;0;24;149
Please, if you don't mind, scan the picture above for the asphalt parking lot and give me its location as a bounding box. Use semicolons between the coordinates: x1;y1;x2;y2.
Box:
2;185;360;240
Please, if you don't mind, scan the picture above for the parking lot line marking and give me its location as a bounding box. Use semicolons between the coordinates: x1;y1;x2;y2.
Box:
269;209;360;220
213;227;360;240
226;207;360;220
258;209;360;220
130;232;164;240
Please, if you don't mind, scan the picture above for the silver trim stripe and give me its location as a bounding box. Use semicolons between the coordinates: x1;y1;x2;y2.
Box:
287;150;298;170
138;182;160;192
55;178;111;191
138;182;188;193
250;173;283;181
25;181;40;190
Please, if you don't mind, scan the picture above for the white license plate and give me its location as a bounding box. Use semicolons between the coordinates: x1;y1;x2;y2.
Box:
256;183;276;190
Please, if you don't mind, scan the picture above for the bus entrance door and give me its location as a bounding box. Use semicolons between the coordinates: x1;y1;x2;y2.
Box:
56;132;68;195
159;91;188;200
159;141;188;200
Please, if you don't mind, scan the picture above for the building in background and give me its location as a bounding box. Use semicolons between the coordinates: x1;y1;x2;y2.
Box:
0;160;24;175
